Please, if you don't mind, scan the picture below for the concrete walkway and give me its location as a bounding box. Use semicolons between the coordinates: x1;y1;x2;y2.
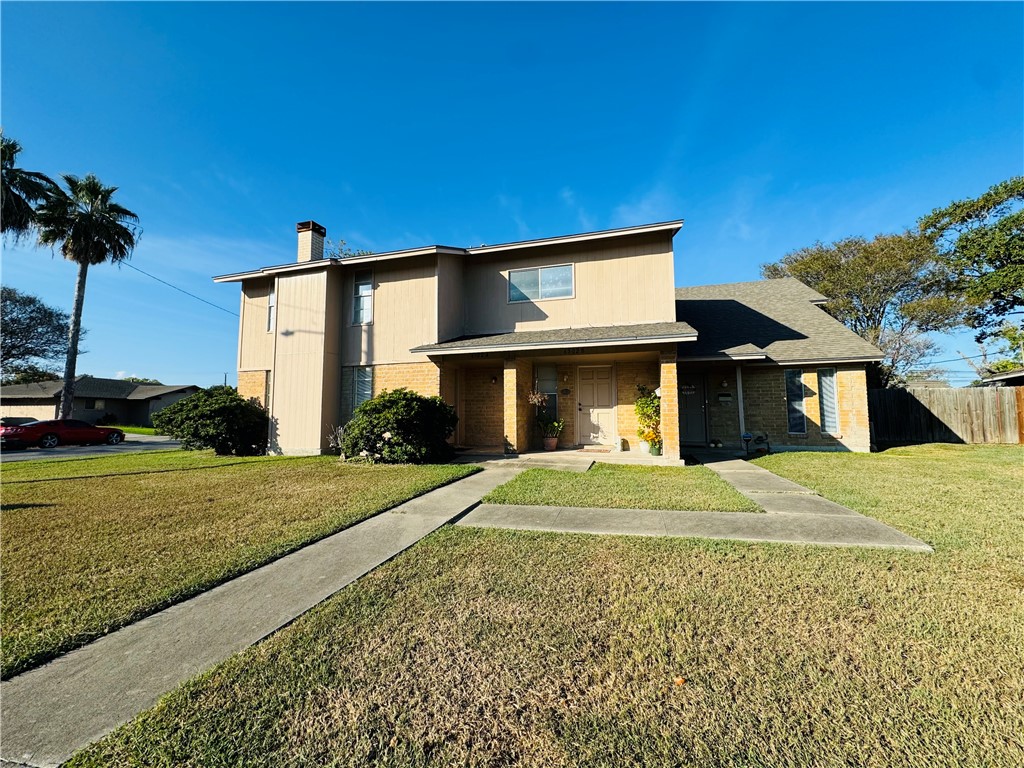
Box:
458;456;932;552
0;434;181;463
0;465;521;768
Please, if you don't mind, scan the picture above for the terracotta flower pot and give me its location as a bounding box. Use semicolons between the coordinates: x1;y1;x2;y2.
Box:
543;436;558;451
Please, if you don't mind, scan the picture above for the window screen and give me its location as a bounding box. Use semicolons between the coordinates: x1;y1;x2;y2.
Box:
353;271;373;324
267;283;276;332
817;368;839;433
785;369;806;434
509;265;573;302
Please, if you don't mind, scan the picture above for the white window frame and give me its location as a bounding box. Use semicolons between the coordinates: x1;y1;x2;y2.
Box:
352;270;373;325
785;369;806;435
817;367;840;435
267;282;276;333
508;264;575;304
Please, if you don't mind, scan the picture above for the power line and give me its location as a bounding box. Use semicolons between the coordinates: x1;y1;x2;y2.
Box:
122;262;238;317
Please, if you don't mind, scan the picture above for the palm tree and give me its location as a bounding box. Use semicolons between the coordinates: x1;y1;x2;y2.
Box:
36;174;139;418
1;134;57;240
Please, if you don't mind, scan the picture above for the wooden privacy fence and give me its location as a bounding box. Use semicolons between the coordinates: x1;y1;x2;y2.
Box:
869;387;1024;445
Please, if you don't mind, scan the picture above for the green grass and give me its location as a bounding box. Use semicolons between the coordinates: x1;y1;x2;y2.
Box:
110;425;158;435
0;451;476;679
69;444;1024;767
483;462;760;512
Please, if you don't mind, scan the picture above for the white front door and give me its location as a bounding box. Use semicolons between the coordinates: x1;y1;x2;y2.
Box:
578;366;614;445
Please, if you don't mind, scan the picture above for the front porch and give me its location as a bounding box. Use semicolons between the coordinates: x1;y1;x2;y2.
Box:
436;346;683;460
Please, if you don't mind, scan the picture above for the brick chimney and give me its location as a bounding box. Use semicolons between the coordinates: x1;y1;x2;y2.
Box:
296;221;326;262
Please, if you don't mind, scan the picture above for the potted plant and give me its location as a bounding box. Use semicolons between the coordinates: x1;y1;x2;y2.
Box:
529;390;564;450
635;384;661;454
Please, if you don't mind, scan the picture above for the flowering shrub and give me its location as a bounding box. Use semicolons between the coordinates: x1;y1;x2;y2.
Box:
339;388;457;464
635;384;661;445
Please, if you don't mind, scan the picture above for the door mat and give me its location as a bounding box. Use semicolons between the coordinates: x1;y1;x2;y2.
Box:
578;447;612;453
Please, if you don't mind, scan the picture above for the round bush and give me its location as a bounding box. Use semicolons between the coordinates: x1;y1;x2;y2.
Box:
152;386;269;456
340;388;457;464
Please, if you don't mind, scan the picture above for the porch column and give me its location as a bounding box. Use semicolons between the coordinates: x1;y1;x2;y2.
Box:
503;357;533;453
659;351;681;460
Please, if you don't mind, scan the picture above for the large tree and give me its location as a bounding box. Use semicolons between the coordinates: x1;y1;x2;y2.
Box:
0;286;82;380
761;232;963;388
1;134;56;241
36;174;139;419
919;176;1024;342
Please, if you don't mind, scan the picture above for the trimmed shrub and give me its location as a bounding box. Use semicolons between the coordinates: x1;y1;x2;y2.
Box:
340;388;457;464
152;386;269;456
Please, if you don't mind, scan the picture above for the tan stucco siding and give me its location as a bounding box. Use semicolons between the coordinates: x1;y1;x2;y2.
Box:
741;365;871;452
436;253;464;342
462;233;676;335
0;402;57;421
238;279;275;371
270;270;330;454
341;256;438;365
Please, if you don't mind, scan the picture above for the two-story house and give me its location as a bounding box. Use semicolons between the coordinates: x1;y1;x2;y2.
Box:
214;220;882;457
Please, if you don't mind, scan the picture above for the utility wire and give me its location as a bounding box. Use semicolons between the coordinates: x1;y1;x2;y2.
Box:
123;262;238;317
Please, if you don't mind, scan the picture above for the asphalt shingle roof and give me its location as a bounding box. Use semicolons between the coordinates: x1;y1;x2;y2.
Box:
1;376;196;401
674;278;883;364
412;321;697;354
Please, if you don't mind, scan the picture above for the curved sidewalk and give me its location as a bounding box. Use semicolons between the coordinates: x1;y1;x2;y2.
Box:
458;457;932;552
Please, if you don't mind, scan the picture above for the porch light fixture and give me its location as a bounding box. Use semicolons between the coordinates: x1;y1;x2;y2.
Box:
491;376;497;384
721;379;729;388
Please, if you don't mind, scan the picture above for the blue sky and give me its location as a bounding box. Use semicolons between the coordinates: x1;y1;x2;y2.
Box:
2;1;1021;386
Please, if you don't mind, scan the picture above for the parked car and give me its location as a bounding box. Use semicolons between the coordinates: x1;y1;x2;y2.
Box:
0;420;125;450
0;416;38;427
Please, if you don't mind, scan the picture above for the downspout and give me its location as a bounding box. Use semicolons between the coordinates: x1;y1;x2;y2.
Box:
735;365;746;437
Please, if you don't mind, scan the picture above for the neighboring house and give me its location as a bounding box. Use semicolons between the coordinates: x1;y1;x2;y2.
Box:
0;376;200;426
980;368;1024;387
214;220;882;457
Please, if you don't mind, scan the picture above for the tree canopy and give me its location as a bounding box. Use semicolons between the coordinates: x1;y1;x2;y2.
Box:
919;177;1024;341
761;232;963;388
36;174;140;418
0;287;81;382
1;134;56;241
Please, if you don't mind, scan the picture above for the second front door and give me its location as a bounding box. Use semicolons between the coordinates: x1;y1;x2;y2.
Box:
578;366;614;445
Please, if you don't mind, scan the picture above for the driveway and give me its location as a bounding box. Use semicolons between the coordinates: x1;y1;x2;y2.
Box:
0;434;181;463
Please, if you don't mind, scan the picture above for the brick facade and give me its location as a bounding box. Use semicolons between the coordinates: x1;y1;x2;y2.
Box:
614;361;660;451
658;352;681;459
460;366;504;448
238;370;268;406
339;362;441;423
503;358;533;453
740;365;870;452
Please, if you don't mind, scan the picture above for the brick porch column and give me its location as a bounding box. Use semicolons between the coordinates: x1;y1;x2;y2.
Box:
503;358;533;453
659;351;681;460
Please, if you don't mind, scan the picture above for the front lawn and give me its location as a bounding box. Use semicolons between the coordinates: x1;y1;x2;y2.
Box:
483;462;760;512
0;452;475;679
70;444;1024;767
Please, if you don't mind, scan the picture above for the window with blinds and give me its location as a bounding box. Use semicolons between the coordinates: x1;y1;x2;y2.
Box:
355;367;373;408
353;270;373;325
785;369;806;434
817;368;839;434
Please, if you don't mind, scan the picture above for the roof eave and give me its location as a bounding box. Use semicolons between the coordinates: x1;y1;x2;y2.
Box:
466;220;683;256
412;334;697;356
213;246;468;283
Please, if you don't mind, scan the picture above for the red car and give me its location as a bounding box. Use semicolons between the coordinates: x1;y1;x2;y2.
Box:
0;420;125;450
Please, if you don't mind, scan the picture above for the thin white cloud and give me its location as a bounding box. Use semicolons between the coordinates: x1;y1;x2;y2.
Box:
560;187;595;231
497;194;530;238
610;184;682;228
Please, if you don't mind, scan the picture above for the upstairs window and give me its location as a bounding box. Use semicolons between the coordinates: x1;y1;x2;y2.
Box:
267;283;276;332
817;368;839;434
508;264;574;303
785;369;806;434
353;270;373;325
